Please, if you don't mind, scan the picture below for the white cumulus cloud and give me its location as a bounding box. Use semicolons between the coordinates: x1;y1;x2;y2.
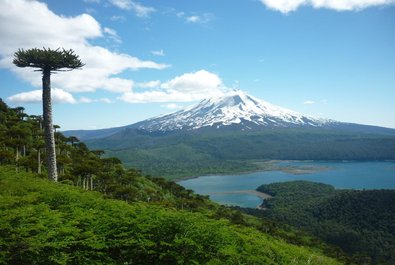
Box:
174;10;213;24
103;27;122;43
161;103;182;109
151;49;165;56
79;96;114;103
108;0;155;17
185;13;213;24
260;0;395;13
119;70;226;103
186;16;200;23
160;70;222;93
8;88;77;104
119;90;188;103
109;15;126;22
0;0;168;97
137;80;161;88
303;100;315;104
99;98;114;103
79;96;94;103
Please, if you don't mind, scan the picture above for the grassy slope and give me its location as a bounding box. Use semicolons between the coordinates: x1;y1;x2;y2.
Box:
0;168;341;265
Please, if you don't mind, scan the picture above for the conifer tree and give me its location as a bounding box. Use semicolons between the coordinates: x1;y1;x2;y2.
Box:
13;48;84;181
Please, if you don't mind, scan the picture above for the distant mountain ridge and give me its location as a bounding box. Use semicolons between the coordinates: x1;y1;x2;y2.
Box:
65;90;395;141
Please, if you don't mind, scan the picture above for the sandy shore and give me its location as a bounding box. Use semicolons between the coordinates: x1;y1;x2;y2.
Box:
176;160;331;181
211;190;272;200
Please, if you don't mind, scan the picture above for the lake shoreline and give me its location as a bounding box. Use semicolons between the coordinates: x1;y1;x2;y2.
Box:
178;161;395;208
176;159;332;182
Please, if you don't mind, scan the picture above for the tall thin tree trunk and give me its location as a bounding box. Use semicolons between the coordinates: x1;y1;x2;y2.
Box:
37;149;41;174
15;146;19;172
16;146;19;161
42;68;58;182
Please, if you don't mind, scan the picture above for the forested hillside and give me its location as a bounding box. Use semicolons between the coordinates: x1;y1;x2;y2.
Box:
257;181;395;265
85;127;395;179
0;168;344;264
0;98;215;208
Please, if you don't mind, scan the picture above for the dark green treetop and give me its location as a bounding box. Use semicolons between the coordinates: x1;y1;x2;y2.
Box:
13;48;84;72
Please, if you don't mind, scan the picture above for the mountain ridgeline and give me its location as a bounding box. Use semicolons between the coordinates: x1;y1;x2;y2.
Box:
65;91;395;179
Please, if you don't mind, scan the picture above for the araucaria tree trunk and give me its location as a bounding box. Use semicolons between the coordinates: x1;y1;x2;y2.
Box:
42;68;58;181
13;48;84;181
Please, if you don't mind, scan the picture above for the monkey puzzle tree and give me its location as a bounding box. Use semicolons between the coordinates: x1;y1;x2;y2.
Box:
13;48;84;181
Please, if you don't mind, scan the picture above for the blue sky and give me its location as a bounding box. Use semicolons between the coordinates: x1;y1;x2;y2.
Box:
1;0;394;130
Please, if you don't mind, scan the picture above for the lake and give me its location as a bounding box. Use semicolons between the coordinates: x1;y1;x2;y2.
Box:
178;161;395;208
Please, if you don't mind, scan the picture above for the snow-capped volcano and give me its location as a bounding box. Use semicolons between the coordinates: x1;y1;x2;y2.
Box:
137;90;332;132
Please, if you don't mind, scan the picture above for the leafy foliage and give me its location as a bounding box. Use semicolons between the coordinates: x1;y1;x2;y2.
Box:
257;181;395;264
13;48;84;71
0;99;210;208
0;168;341;265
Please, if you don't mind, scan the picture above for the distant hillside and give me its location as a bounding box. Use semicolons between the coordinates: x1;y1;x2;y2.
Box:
83;128;395;179
63;92;395;179
257;181;395;265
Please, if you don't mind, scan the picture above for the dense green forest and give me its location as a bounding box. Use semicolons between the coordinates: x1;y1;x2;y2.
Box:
0;98;223;208
256;181;395;265
0;168;344;264
85;127;395;179
0;99;347;264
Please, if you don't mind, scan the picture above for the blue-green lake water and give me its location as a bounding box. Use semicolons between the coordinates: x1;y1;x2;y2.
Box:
178;161;395;208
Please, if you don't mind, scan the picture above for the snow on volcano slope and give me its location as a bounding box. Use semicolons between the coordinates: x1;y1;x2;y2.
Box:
136;91;332;132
